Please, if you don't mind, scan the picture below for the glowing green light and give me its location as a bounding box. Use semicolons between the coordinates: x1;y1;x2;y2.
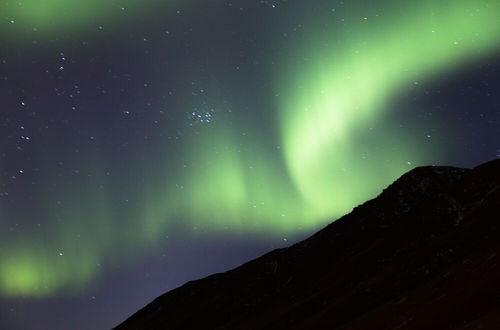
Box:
0;241;99;298
1;0;499;298
278;0;500;218
0;0;182;37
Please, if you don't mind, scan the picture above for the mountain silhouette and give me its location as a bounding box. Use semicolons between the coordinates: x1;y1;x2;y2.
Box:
113;159;500;330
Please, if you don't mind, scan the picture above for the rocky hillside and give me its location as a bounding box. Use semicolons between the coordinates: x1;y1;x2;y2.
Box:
113;159;500;330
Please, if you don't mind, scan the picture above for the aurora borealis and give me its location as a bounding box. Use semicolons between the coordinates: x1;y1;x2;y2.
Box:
279;0;500;217
1;1;499;329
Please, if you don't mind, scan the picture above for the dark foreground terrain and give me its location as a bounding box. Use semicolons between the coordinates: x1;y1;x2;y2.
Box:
114;159;500;330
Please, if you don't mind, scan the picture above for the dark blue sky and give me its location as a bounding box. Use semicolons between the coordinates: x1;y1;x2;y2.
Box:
0;1;499;329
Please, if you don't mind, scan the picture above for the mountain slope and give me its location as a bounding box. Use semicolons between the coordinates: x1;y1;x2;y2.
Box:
113;159;500;330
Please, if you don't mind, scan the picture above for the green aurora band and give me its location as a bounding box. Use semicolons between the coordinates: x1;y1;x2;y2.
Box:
1;0;499;298
278;0;500;218
0;0;175;36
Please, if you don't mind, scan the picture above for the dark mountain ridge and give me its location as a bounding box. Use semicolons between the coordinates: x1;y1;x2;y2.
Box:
114;159;500;329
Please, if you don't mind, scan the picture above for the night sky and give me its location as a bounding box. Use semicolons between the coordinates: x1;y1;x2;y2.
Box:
0;1;499;329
